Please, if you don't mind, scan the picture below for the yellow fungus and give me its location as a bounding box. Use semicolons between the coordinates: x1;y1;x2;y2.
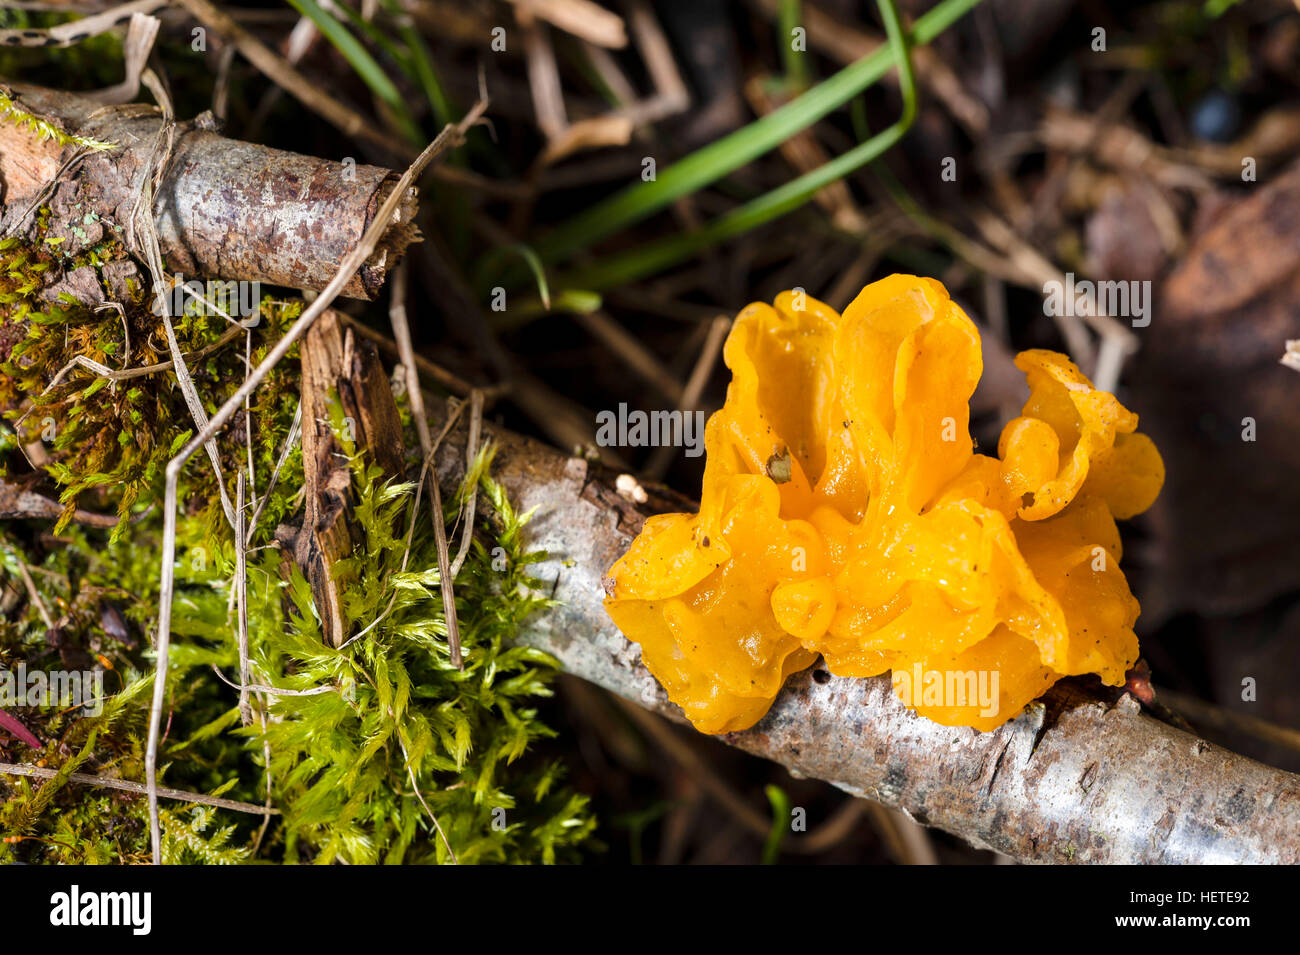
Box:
603;275;1164;733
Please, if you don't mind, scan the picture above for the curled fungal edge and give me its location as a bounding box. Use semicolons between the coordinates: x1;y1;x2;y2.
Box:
602;275;1165;734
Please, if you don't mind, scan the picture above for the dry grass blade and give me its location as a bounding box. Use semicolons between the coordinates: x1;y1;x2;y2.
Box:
133;69;239;532
208;665;336;698
0;762;277;816
862;803;939;865
338;313;489;397
84;11;160;105
16;557;55;630
575;310;683;404
245;400;303;546
523;20;567;142
614;696;771;836
233;471;252;726
448;389;484;579
0;0;167;47
387;261;466;668
174;0;411;158
1156;686;1300;755
145;94;490;864
506;0;627;48
338;397;468;652
1282;340;1300;373
644;315;729;480
969;207;1139;381
398;734;458;863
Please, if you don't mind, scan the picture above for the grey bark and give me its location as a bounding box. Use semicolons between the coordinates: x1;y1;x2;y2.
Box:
435;414;1300;865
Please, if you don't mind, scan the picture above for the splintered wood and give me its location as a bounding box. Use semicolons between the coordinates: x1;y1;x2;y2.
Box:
281;309;404;647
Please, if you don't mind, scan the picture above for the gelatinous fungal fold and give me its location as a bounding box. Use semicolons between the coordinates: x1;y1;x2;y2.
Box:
603;275;1164;733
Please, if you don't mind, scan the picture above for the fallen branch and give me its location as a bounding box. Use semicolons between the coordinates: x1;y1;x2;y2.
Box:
432;416;1300;865
0;82;419;299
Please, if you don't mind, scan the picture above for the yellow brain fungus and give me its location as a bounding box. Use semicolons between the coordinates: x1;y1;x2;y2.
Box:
602;275;1164;734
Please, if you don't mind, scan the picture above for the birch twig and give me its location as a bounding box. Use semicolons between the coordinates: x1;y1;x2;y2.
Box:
430;413;1300;865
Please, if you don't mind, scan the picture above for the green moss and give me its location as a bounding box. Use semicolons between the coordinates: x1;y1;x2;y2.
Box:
0;90;116;152
0;235;303;541
0;419;595;864
254;438;594;863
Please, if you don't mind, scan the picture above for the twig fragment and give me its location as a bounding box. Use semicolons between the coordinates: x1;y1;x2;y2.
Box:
0;761;276;816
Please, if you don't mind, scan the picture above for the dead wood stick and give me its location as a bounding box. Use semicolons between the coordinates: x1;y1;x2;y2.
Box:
431;416;1300;865
0;761;276;815
0;82;418;299
0;476;119;527
290;309;405;648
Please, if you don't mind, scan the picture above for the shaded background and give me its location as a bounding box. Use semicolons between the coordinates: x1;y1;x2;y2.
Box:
4;0;1298;863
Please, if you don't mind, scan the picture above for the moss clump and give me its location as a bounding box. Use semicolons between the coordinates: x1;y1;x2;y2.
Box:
0;414;596;864
0;89;116;152
0;234;303;539
261;432;595;863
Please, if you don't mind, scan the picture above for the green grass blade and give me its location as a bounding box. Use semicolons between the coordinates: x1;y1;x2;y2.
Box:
286;0;423;145
558;0;918;291
475;242;552;309
384;0;456;127
761;784;791;864
779;0;808;89
536;0;980;264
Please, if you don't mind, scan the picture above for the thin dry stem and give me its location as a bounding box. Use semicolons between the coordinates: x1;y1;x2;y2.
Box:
387;261;465;668
644;315;729;480
174;0;411;158
16;557;55;630
448;389;484;579
134;69;239;532
0;761;276;815
146;98;489;864
234;471;252;725
208;664;336;698
245;399;303;546
338;398;467;652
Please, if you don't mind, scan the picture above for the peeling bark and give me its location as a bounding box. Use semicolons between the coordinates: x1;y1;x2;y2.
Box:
433;416;1300;864
0;82;418;299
